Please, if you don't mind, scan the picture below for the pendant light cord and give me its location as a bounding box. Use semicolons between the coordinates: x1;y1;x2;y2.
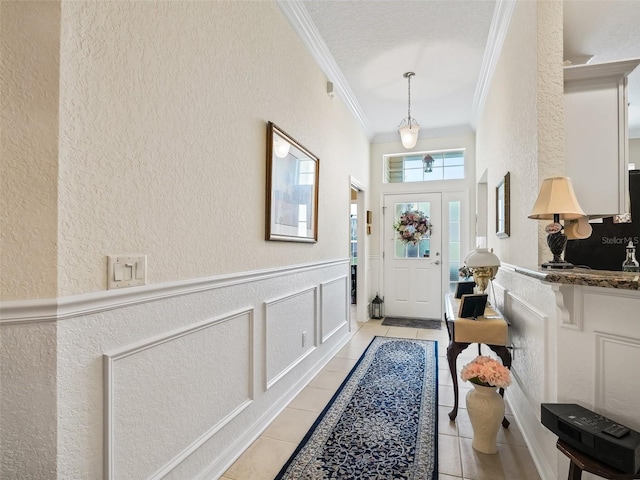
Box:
406;72;413;123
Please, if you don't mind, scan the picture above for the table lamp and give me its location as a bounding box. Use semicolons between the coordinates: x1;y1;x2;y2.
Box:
528;176;586;269
464;248;500;294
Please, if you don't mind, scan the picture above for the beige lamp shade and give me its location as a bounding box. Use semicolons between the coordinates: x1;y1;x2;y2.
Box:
528;177;586;220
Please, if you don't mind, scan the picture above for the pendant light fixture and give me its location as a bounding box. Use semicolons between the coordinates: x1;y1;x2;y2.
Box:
398;72;420;149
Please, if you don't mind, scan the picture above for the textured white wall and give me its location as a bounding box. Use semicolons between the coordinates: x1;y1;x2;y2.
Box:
1;1;368;477
476;0;564;268
0;322;58;479
0;1;60;300
0;0;370;300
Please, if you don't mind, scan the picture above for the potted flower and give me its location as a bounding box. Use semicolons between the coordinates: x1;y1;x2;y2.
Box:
461;356;511;454
458;265;472;281
461;355;511;389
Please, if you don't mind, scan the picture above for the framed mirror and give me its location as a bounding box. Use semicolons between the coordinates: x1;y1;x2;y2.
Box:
496;172;510;238
266;122;319;242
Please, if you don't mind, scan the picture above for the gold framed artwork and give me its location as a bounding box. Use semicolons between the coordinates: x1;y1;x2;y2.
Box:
496;171;510;238
266;122;319;243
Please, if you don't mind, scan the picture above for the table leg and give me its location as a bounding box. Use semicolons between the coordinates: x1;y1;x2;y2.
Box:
447;341;470;421
487;344;512;428
568;461;583;480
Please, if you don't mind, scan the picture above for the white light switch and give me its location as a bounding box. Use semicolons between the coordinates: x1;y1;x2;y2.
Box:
107;255;147;289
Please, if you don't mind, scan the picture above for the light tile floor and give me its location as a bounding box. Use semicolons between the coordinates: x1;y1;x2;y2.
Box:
222;313;541;480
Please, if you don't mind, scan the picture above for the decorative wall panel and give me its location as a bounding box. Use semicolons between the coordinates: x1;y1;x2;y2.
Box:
595;333;640;430
504;290;548;404
265;287;317;389
320;275;349;343
104;310;253;480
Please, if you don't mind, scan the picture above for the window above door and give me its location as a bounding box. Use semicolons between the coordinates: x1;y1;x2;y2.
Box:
384;149;465;183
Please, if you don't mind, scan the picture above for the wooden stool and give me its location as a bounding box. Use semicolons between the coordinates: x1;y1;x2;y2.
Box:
557;439;640;480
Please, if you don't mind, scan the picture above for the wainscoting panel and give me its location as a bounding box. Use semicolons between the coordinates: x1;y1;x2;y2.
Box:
504;290;549;403
104;310;253;480
320;275;349;343
264;287;317;390
595;333;640;430
493;267;560;480
2;259;352;480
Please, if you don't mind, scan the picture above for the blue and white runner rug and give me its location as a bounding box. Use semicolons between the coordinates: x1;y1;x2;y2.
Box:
275;336;438;480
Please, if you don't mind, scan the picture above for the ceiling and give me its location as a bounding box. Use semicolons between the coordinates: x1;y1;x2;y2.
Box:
280;0;640;141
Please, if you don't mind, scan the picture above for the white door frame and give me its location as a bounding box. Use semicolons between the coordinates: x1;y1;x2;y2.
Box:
380;187;472;319
350;176;367;323
383;193;443;318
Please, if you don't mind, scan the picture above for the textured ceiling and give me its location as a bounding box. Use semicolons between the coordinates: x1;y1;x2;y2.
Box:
292;0;640;140
304;0;495;140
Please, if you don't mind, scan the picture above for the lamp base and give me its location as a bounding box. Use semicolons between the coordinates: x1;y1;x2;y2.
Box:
544;230;572;270
541;260;574;269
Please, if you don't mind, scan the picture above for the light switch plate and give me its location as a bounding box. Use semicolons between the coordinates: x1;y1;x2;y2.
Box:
107;255;146;289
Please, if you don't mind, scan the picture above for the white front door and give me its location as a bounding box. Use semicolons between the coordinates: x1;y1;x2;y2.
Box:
383;193;442;319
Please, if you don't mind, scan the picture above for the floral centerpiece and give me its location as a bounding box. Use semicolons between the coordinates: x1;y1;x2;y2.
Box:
393;210;432;245
458;265;472;280
461;355;511;389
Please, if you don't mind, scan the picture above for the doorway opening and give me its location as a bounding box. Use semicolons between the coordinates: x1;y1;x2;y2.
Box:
350;177;366;324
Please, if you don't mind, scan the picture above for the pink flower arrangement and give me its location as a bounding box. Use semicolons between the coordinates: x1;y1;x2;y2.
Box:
461;355;511;389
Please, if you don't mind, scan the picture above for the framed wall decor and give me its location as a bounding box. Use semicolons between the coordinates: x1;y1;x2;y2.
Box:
266;122;319;242
496;171;510;238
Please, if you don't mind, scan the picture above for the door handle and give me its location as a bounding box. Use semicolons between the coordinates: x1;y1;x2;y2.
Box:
434;260;441;265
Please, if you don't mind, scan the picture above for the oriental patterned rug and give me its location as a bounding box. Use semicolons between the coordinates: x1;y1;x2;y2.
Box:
275;336;438;480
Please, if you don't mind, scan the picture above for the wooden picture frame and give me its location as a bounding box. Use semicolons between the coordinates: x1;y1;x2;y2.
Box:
496;171;510;238
266;122;319;242
458;293;488;319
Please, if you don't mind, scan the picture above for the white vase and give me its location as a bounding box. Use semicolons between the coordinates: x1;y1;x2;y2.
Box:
466;383;505;454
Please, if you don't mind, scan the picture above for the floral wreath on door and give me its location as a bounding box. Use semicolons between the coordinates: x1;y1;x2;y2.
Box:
393;210;432;245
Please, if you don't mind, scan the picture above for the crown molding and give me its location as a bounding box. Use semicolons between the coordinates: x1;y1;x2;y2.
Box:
276;0;374;139
472;0;517;126
564;58;640;82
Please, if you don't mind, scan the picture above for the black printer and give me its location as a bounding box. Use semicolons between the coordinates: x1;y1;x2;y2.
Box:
541;403;640;474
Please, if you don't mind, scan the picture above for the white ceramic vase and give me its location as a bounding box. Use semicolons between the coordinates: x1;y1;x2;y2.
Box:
466;383;505;454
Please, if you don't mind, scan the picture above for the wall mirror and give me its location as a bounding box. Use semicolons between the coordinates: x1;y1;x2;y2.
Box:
266;122;319;242
496;172;510;238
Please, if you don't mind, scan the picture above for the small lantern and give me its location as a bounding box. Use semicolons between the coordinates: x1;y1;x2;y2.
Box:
370;293;385;319
423;154;435;173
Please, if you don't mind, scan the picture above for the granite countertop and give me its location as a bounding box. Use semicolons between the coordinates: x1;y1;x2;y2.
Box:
514;266;640;290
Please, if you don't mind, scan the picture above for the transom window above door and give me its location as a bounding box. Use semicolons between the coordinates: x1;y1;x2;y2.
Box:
384;149;465;183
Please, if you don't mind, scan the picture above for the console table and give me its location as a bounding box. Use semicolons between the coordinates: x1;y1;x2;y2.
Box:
444;293;512;427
